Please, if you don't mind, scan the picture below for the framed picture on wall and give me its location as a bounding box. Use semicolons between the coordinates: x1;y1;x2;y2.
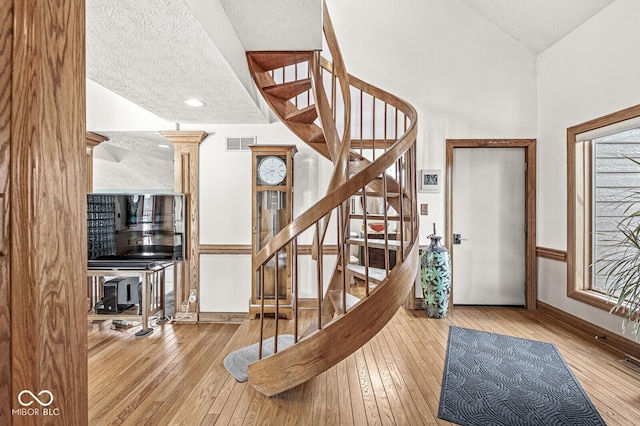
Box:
419;169;441;193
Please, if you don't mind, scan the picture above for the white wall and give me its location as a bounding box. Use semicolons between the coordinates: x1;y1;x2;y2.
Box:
88;78;176;191
537;0;640;339
196;0;538;312
196;122;337;312
326;0;537;242
326;0;536;299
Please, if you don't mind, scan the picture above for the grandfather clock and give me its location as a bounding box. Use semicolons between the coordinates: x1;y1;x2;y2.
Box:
249;145;297;319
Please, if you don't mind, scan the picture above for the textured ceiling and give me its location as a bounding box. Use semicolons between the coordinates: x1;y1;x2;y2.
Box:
93;132;175;162
87;0;268;125
87;0;617;160
86;0;322;126
219;0;322;51
460;0;616;53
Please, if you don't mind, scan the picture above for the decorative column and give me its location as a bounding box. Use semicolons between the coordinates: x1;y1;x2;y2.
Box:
86;132;108;192
0;1;10;418
160;130;207;322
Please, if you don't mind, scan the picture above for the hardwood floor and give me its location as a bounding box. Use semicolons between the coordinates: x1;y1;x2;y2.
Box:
88;306;640;425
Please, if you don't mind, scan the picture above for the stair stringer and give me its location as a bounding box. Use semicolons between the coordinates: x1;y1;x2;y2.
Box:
248;239;419;397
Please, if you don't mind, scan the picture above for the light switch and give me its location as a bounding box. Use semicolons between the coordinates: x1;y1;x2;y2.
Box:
420;204;428;215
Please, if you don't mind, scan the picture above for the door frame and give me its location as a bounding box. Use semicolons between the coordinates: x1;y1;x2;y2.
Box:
445;139;537;309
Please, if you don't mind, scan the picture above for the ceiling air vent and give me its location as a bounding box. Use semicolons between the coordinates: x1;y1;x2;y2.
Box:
226;137;255;151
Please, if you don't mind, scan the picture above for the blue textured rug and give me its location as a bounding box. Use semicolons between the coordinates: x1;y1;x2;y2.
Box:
439;326;606;426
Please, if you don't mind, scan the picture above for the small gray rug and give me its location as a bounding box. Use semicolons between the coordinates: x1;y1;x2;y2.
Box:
439;326;606;426
223;334;295;382
164;291;174;318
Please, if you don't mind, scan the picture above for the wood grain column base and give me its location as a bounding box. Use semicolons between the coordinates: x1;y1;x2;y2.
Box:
171;302;198;323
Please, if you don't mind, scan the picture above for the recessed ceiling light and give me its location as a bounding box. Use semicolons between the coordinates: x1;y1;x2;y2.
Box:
157;144;171;149
184;98;205;107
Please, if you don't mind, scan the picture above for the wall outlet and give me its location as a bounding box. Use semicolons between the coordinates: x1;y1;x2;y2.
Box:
420;204;429;215
188;290;197;303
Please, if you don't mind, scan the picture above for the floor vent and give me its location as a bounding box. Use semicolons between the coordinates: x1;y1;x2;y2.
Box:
618;355;640;375
226;137;255;151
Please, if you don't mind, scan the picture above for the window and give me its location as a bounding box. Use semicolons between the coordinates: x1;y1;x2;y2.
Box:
568;105;640;312
592;130;640;295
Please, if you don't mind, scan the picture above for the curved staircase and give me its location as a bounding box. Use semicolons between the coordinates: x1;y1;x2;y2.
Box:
244;1;419;396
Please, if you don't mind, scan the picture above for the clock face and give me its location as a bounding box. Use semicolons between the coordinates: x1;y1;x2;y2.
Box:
257;156;287;185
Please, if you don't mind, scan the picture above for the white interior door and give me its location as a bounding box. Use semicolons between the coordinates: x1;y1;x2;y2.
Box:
452;147;525;305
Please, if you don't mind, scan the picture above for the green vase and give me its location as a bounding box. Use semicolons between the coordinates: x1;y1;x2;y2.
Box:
421;235;451;318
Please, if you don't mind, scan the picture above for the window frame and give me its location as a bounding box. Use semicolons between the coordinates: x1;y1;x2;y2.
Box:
567;104;640;314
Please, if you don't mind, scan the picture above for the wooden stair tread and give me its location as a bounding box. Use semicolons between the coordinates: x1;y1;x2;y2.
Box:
354;190;400;197
263;78;312;101
349;214;408;221
306;141;331;159
346;237;405;250
328;290;361;315
285;104;318;124
345;264;385;285
247;51;313;72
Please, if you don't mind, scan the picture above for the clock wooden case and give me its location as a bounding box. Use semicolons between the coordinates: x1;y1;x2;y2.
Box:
249;145;297;319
